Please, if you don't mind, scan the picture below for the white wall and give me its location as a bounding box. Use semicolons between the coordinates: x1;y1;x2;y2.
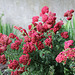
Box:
0;0;75;31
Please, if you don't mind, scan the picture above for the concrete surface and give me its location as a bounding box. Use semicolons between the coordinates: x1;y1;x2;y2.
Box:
0;0;75;31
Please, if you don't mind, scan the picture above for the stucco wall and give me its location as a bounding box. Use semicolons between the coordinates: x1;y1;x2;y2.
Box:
0;0;75;31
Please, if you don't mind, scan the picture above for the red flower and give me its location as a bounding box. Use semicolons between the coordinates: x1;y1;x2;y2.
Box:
14;26;22;31
56;48;75;64
64;9;74;20
24;36;31;42
61;32;69;39
9;33;16;39
32;16;39;23
35;41;44;50
11;70;20;75
41;6;49;14
48;11;56;16
0;33;2;38
44;37;53;48
0;54;7;64
27;59;31;66
22;42;36;54
19;67;25;74
64;40;73;49
28;25;32;30
8;60;19;70
19;54;31;65
42;14;48;22
53;21;64;34
20;29;28;36
11;39;22;50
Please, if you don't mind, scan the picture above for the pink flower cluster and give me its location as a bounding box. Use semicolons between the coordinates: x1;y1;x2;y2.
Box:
14;26;27;36
53;21;64;34
0;33;12;54
11;66;25;75
0;54;6;64
40;6;56;24
61;32;69;39
24;36;31;42
8;60;19;70
10;35;22;50
30;31;40;43
56;40;75;64
64;9;74;20
22;42;36;54
11;39;22;50
28;25;32;30
8;54;31;75
23;6;71;55
28;6;65;37
19;54;31;66
11;70;20;75
25;6;56;53
44;36;53;48
0;33;12;64
35;41;44;50
32;16;39;23
64;40;73;50
0;6;74;75
23;29;45;53
9;33;16;39
29;6;56;33
41;6;49;14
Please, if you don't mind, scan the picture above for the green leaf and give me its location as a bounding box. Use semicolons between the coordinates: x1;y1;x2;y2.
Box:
0;22;3;33
0;70;3;75
8;24;11;35
73;15;75;29
73;15;75;40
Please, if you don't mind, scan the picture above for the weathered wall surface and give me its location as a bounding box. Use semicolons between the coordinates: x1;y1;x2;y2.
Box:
0;0;75;31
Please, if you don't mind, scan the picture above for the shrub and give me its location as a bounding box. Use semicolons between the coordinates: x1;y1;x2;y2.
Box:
0;6;75;75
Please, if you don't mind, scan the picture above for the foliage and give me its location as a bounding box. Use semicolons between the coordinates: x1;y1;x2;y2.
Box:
64;15;75;41
0;6;75;75
0;13;17;36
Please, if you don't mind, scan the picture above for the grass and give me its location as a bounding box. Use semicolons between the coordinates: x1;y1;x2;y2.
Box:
64;15;75;41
